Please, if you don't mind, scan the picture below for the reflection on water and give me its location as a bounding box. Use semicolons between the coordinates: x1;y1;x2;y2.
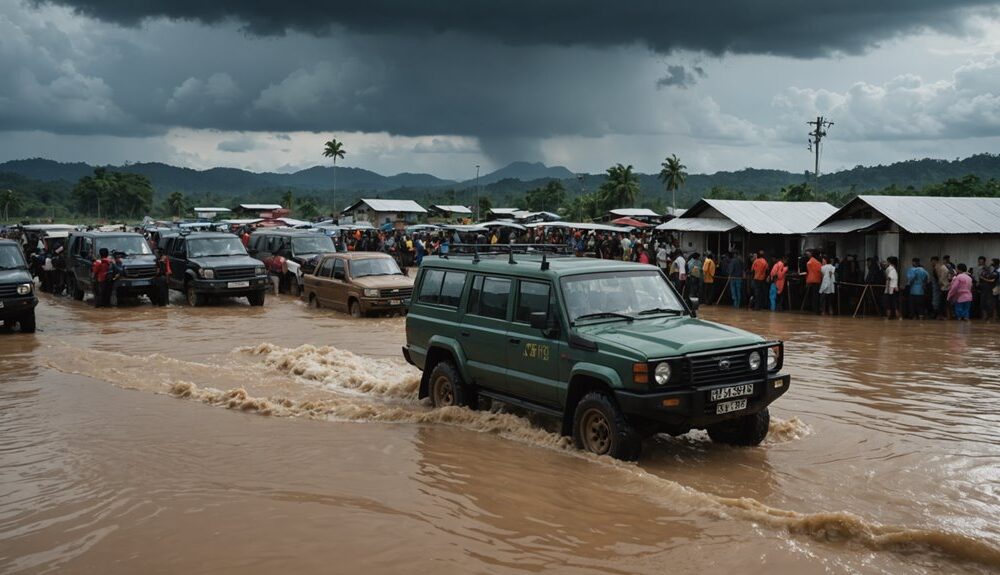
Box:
0;294;998;574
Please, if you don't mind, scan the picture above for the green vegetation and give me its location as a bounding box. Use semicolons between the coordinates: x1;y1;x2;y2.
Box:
322;137;346;214
658;154;687;213
71;168;154;219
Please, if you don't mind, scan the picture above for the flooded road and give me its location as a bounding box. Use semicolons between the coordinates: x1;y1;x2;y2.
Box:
2;292;999;574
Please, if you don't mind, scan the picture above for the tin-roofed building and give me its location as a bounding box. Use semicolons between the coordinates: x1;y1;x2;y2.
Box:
341;199;427;227
428;205;473;222
657;198;837;260
809;195;1000;271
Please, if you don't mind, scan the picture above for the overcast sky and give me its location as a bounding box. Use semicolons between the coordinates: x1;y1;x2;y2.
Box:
1;0;998;179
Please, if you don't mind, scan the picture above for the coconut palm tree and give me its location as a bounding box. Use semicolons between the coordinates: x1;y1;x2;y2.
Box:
166;191;187;219
322;138;346;218
280;189;294;213
599;163;641;212
658;154;687;215
1;189;23;222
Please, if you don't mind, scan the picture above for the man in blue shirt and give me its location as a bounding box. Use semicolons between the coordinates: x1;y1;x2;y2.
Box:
906;258;930;319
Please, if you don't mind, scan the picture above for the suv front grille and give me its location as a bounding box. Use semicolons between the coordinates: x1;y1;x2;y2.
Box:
124;266;157;279
215;267;256;281
378;287;412;299
0;283;18;298
688;349;764;386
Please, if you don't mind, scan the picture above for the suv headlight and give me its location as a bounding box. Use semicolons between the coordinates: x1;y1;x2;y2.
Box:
199;268;215;279
363;288;379;297
767;346;780;371
17;283;33;295
255;266;266;276
654;362;672;385
748;350;762;371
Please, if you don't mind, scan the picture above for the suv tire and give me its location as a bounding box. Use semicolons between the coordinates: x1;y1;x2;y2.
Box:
308;293;320;308
185;283;205;307
287;275;300;297
428;360;476;409
707;407;770;446
247;292;265;307
69;277;85;301
18;310;36;333
572;392;642;460
349;299;363;318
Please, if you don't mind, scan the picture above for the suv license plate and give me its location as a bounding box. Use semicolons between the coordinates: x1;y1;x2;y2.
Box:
389;299;402;305
710;383;754;402
228;281;250;289
716;398;748;415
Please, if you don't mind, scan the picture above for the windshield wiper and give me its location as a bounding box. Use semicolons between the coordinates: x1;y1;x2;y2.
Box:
572;311;634;324
637;307;684;316
0;265;26;270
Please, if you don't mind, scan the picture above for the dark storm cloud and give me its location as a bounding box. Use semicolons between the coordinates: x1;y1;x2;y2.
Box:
35;0;997;57
656;65;706;89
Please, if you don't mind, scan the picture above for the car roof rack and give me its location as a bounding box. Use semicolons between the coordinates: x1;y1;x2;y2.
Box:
443;243;572;267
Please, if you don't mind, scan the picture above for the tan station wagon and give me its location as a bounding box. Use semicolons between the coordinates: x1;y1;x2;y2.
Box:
304;252;414;317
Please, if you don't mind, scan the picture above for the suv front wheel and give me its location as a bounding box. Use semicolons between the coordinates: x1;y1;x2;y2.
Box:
572;392;642;461
428;361;476;409
186;283;205;307
706;407;770;446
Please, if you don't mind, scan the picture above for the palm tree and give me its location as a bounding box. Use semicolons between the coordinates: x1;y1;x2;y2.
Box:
599;163;641;213
658;154;687;215
1;189;23;222
322;138;346;218
280;189;294;214
165;191;187;219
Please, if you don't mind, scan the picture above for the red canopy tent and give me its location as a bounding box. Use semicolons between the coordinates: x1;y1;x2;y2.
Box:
610;216;650;227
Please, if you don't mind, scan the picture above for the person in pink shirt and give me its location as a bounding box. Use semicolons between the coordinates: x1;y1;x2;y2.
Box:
947;263;973;321
768;256;788;311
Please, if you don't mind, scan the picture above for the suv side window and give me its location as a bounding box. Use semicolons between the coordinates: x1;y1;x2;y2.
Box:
439;272;466;307
172;238;186;257
469;275;511;320
317;257;334;277
417;269;445;304
333;258;346;280
515;281;552;323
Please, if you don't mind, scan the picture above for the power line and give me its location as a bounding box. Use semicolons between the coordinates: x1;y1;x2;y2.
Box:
807;116;834;178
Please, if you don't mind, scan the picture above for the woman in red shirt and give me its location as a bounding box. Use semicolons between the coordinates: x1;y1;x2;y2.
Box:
769;256;788;311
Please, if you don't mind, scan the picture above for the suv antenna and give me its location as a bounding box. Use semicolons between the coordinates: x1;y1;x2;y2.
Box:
508;250;516;265
472;246;480;263
541;252;550;271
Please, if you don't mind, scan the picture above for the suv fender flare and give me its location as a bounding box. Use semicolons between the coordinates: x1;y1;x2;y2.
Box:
420;337;471;400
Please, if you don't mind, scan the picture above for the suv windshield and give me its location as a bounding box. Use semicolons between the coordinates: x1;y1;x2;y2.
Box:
291;236;335;255
188;237;247;258
351;257;403;278
96;236;152;256
561;270;685;323
0;245;27;270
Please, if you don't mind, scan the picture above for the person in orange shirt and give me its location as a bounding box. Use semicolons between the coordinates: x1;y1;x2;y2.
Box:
805;250;823;314
751;250;769;310
702;252;716;304
769;256;788;311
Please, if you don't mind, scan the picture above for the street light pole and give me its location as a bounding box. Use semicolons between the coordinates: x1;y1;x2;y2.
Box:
475;164;480;222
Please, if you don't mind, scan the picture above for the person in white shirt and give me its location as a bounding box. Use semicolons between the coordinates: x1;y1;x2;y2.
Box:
884;257;900;319
671;251;687;294
819;256;836;315
656;245;668;271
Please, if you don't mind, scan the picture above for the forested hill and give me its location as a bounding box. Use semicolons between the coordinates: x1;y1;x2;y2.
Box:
2;154;999;203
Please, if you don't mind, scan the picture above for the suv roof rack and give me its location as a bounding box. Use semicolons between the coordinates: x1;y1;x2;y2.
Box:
443;243;572;268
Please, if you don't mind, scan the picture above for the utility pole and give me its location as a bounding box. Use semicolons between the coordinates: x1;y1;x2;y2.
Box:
474;164;480;222
807;116;834;178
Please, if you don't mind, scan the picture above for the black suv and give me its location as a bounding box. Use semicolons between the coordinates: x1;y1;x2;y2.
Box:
0;239;38;332
247;229;336;295
65;231;159;304
160;232;268;306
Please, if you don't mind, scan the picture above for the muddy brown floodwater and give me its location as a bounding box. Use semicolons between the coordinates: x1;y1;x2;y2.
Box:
2;291;999;574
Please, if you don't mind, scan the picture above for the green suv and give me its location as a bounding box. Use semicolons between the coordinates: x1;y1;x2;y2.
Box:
403;248;790;460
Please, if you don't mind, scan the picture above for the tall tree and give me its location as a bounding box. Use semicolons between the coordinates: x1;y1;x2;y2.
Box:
521;180;566;212
598;164;641;213
779;182;816;202
322;138;346;218
280;189;294;213
297;197;320;219
1;189;23;221
478;195;492;219
71;168;154;219
166;191;187;219
658;154;687;215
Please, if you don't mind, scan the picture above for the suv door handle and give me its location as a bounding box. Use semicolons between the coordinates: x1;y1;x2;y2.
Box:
509;338;521;344
460;331;470;337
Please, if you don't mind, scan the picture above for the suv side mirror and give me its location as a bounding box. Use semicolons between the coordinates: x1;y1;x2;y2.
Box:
688;296;700;317
529;311;548;330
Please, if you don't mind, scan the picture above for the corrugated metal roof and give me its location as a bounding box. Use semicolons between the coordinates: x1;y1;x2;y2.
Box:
489;208;519;215
347;199;427;213
239;204;282;210
430;205;473;214
810;218;884;234
698;199;837;234
855;195;1000;234
656;217;738;232
610;208;660;217
193;207;231;212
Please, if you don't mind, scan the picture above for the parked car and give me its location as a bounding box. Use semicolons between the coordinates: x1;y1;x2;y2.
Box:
159;232;268;307
303;252;413;317
0;239;38;332
64;231;159;304
247;229;336;295
403;248;790;460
